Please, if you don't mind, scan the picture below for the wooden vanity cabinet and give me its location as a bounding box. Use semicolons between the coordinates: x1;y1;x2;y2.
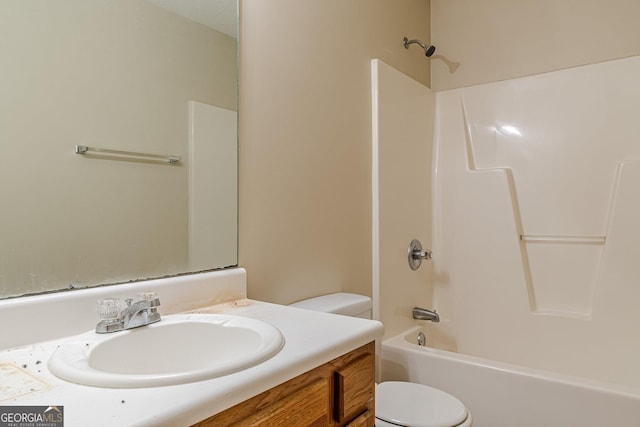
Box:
194;342;375;427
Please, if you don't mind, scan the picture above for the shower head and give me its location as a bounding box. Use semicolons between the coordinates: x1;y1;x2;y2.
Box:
403;37;436;57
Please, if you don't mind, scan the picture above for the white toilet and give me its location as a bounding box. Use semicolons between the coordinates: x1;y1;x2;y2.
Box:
290;293;472;427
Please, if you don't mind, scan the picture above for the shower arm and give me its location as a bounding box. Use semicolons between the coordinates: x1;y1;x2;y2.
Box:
403;37;436;57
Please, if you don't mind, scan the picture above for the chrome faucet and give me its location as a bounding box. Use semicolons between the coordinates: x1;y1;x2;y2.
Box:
96;292;161;333
413;307;440;322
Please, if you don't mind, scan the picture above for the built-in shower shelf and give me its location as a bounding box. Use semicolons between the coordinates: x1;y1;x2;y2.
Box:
520;235;606;245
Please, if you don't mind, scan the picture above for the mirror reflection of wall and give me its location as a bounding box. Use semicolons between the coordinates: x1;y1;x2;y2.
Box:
0;0;238;299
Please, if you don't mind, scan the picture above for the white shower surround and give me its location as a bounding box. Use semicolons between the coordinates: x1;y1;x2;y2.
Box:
373;56;640;426
432;55;640;389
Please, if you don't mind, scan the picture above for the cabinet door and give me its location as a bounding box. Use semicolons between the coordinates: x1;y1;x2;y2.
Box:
334;353;375;424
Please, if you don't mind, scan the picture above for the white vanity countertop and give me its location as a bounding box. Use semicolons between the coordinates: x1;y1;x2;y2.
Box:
0;299;383;426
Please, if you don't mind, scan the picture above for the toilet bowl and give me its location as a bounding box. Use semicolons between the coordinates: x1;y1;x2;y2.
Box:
376;381;472;427
290;293;472;427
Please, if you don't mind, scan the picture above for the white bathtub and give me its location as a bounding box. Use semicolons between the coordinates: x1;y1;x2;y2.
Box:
380;326;640;427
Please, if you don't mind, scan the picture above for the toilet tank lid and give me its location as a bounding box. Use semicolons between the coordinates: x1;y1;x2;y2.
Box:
289;293;372;316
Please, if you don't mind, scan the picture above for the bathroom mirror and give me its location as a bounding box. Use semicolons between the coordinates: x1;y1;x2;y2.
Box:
0;0;238;299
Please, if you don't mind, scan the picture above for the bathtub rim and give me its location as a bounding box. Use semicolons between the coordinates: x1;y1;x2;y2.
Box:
382;325;640;400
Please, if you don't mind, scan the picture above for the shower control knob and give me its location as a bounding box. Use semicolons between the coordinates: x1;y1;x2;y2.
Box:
408;239;432;270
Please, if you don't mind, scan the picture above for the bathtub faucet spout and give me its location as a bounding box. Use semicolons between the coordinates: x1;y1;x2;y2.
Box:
413;307;440;322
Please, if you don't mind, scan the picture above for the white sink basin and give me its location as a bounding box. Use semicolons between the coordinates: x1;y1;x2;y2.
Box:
48;313;284;388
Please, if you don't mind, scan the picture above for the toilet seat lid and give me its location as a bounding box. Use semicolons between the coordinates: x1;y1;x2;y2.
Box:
376;381;468;427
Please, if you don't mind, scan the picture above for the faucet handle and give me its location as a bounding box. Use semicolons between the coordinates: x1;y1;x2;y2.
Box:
137;291;161;317
97;298;123;322
137;291;158;301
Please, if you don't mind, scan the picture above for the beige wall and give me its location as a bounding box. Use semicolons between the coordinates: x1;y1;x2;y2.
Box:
431;0;640;90
239;0;431;304
0;1;236;298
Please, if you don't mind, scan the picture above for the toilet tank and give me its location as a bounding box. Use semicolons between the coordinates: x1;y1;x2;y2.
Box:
289;293;372;319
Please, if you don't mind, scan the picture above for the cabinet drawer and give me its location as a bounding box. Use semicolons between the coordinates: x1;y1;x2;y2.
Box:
235;377;329;426
345;410;374;427
197;376;330;427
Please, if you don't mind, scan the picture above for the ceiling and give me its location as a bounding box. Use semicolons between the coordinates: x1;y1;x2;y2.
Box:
145;0;237;38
